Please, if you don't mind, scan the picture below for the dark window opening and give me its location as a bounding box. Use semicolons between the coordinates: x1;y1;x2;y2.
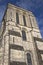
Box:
9;30;21;37
16;12;19;24
27;53;32;65
38;50;43;54
10;61;26;65
22;30;26;41
3;20;6;33
23;15;26;26
13;37;14;42
10;44;24;51
0;38;2;47
37;50;43;64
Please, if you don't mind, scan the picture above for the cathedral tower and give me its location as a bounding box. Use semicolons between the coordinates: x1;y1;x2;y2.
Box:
0;3;43;65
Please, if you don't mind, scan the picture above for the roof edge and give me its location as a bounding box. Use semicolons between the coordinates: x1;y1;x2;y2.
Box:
8;3;34;15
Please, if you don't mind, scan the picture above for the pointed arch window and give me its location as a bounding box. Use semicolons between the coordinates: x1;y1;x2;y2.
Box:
27;53;32;65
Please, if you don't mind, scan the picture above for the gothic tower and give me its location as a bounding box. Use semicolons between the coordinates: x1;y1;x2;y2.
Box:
0;3;43;65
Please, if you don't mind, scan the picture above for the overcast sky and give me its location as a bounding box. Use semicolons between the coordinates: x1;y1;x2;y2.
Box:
0;0;43;38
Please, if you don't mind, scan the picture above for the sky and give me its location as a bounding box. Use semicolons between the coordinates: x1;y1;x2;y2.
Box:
0;0;43;38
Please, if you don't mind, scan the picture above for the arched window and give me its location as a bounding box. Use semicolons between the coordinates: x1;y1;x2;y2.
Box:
27;53;32;65
22;30;26;41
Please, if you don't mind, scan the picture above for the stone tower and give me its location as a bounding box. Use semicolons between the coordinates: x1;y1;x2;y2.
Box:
0;3;43;65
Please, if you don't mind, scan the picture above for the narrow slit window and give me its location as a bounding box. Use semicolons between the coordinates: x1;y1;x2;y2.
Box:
0;38;2;47
13;37;14;43
23;15;26;26
16;12;19;24
22;30;26;41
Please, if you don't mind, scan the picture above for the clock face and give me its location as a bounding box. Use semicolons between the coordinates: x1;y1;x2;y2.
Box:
10;49;25;61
